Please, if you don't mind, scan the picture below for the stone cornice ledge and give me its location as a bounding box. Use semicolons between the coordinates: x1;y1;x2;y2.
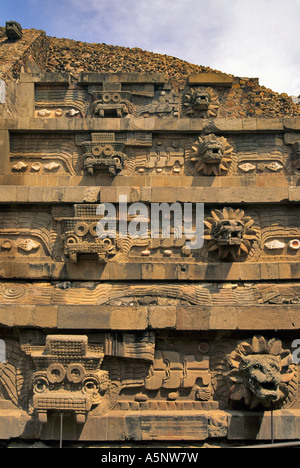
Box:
0;304;299;330
0;185;298;204
1;117;300;133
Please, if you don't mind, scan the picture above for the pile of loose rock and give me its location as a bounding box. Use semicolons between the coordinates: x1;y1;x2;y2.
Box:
45;37;219;81
45;36;300;118
0;27;49;80
0;26;299;118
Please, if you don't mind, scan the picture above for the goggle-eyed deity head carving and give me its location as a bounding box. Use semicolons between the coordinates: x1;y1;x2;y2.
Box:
29;335;111;424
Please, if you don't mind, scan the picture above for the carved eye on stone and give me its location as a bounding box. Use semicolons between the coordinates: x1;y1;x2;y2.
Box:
33;376;49;394
74;222;89;237
66;234;79;245
89;222;99;237
103;145;114;156
92;145;103;156
46;363;66;384
66;364;86;383
102;238;113;250
82;376;99;394
112;93;121;103
102;93;111;103
251;364;261;371
112;155;122;165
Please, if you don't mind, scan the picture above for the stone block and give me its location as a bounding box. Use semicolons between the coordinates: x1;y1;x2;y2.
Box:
57;305;111;329
140;412;208;440
188;73;233;86
227;410;300;441
176;306;210;330
0;410;31;439
289;186;300;202
0;129;9;175
0;186;17;202
148;305;176;329
110;306;148;330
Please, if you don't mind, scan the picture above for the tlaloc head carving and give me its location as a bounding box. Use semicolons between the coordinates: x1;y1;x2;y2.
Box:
225;336;297;409
80;133;126;176
204;207;259;261
30;335;111;423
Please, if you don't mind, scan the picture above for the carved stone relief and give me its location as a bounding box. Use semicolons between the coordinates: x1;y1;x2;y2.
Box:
0;332;298;424
290;141;300;171
79;132;127;176
10;133;80;175
0;331;155;423
181;86;220;118
35;84;89;119
235;134;288;174
185;134;235;176
52;204;149;263
10;130;295;177
34;80;182;119
90;82;134;118
0;205;299;268
0;208;57;261
212;336;298;410
204;207;260;261
1;281;300;307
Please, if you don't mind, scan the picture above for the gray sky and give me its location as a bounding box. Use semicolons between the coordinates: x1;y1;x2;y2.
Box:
2;0;300;96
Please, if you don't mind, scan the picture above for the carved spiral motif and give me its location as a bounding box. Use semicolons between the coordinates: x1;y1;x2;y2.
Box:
2;285;27;301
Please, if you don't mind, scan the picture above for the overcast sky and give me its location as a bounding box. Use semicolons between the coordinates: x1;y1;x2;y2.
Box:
1;0;300;96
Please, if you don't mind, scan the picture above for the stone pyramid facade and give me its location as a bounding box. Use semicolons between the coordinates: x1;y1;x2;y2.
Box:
0;23;300;446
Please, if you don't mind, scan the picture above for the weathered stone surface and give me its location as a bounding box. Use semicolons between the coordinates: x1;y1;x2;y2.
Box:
0;24;299;447
227;410;300;441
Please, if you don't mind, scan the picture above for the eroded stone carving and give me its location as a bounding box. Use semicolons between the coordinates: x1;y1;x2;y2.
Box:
10;132;79;175
12;161;28;171
5;21;22;40
145;349;211;398
29;335;110;423
37;109;51;117
186;134;235;176
80;133;126;176
0;331;156;423
2;281;300;307
90;83;134;118
133;140;185;175
238;163;256;172
35;83;89;118
204;207;259;261
264;240;286;250
53;204;119;263
181;87;220;118
213;336;298;410
18;239;40;252
0;331;219;420
290;142;300;171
